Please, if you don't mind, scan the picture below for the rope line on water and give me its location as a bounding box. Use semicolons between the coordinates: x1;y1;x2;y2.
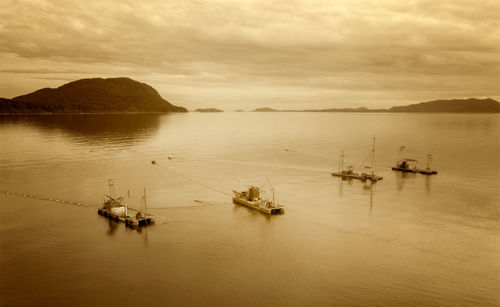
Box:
0;189;89;207
154;163;231;196
0;188;183;223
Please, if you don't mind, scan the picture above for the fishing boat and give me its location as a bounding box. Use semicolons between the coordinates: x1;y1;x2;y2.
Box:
361;137;383;182
331;151;366;181
97;179;154;227
392;146;418;173
332;138;383;182
97;179;129;222
232;186;284;214
97;194;127;221
125;188;154;227
418;154;438;175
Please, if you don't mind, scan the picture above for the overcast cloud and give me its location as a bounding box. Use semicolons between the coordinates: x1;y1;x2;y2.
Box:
1;0;499;109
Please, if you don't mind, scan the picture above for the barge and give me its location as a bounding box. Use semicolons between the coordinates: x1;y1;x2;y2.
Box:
332;138;383;182
97;180;154;228
331;151;367;181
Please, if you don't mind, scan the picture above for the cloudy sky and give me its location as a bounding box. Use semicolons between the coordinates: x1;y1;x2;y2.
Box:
1;0;499;110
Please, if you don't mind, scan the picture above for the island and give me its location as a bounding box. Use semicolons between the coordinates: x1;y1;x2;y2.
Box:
253;107;278;112
0;77;187;113
194;108;224;112
389;98;500;113
252;98;500;113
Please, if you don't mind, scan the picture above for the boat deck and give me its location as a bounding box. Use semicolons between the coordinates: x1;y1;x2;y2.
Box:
97;208;154;228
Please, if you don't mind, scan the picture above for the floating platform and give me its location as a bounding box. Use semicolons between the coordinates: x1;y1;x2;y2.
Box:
125;213;154;227
332;138;382;183
98;208;154;228
331;171;382;182
98;207;126;222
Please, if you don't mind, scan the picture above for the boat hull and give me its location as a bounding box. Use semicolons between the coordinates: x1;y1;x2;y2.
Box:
418;169;438;175
331;172;367;181
233;197;284;214
363;175;383;182
392;167;417;173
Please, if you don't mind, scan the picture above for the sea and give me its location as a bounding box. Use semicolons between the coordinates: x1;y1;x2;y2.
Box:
0;112;499;306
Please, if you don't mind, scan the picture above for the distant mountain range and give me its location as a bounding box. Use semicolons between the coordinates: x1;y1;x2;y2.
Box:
0;77;187;113
1;80;499;114
253;98;500;113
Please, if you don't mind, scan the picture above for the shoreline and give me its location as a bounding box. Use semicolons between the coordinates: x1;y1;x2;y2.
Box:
0;111;188;115
1;111;499;115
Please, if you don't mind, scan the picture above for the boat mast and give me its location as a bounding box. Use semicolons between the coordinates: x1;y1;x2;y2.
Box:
339;150;344;172
427;154;432;169
399;146;405;160
108;179;115;198
143;188;147;216
371;137;376;175
127;189;131;217
272;187;275;205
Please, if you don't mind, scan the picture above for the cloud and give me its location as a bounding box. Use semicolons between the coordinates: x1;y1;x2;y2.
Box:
1;0;499;108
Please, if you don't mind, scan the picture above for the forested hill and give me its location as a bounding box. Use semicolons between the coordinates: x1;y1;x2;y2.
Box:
0;77;187;113
389;98;500;113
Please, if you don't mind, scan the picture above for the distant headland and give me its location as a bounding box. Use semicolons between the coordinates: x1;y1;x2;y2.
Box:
252;98;500;113
194;108;223;113
0;77;187;113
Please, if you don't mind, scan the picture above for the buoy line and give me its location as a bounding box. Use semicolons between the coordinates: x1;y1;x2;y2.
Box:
154;163;231;196
0;189;89;207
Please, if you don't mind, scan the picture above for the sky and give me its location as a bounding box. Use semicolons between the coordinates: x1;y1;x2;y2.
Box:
1;0;499;110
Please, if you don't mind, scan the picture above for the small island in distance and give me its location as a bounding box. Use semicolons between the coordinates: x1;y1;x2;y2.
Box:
194;108;224;112
253;98;500;113
0;77;187;113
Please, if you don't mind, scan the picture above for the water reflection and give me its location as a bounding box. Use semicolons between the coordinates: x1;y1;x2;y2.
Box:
395;171;415;191
337;177;376;211
106;219;119;236
362;181;375;212
425;175;432;194
105;218;152;237
337;177;356;197
427;114;497;131
232;203;272;221
0;114;162;145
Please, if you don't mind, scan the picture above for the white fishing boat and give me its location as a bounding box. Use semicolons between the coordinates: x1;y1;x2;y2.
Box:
232;186;284;215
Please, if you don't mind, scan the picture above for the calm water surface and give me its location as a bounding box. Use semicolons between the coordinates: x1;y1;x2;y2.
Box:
1;113;499;306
